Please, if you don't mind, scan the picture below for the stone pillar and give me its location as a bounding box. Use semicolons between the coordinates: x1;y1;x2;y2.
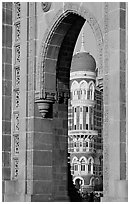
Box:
102;2;128;201
4;2;30;201
2;2;12;201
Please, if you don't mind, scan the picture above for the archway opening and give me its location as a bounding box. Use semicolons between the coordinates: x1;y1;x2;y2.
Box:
37;8;103;201
75;178;84;190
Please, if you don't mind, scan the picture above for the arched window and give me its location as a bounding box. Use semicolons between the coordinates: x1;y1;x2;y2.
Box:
79;156;87;173
71;81;79;100
90;177;95;186
88;82;95;100
88;157;94;174
80;158;86;171
79;80;88;100
73;177;84;190
72;157;79;174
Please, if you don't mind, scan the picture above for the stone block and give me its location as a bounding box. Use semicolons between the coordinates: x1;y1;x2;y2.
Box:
120;29;126;51
34;118;53;133
120;9;126;29
63;119;68;129
120;103;126;121
2;63;5;79
47;45;59;60
52;149;67;165
33;150;52;166
6;9;12;25
120;50;126;71
33;166;52;180
34;133;52;150
2;152;11;167
120;83;126;104
31;194;52;202
44;72;56;91
2;8;6;25
2;25;6;46
2;2;6;8
6;2;12;10
2;181;5;194
2;135;11;151
5;48;12;64
44;58;57;73
6;25;12;47
4;96;11;120
120;143;126;162
2;121;11;134
2;47;5;63
3;80;12;96
34;132;52;145
58;104;68;112
33;180;52;194
120;71;126;103
4;64;12;80
120;120;126;143
55;22;71;35
2;96;5;120
120;2;126;9
120;162;126;180
50;33;64;47
2;167;11;180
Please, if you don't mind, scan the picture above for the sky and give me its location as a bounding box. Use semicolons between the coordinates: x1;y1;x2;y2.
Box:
73;21;97;62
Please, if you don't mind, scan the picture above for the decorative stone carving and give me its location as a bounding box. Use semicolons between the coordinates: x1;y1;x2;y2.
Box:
15;2;21;20
11;2;21;181
15;66;20;86
35;93;55;118
15;89;20;108
14;113;19;132
15;44;20;64
41;2;51;12
14;135;19;154
14;158;19;178
15;22;20;41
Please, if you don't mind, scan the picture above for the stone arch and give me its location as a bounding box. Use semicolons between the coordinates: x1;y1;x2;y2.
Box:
71;80;79;90
79;80;88;99
88;81;95;100
79;156;87;163
72;156;78;163
88;156;94;163
34;3;103;201
35;3;103;112
71;80;79;100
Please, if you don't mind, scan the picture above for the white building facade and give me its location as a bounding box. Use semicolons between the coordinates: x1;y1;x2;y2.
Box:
68;47;103;193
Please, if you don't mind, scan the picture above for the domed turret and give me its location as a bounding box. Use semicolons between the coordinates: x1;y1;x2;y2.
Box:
71;52;96;73
70;30;96;73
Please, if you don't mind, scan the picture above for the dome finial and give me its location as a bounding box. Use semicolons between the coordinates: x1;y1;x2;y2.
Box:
80;28;86;52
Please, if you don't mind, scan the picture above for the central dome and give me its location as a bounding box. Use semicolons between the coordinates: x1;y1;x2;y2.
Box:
70;52;96;73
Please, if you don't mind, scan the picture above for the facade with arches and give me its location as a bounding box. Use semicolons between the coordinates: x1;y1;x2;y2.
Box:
2;2;127;202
